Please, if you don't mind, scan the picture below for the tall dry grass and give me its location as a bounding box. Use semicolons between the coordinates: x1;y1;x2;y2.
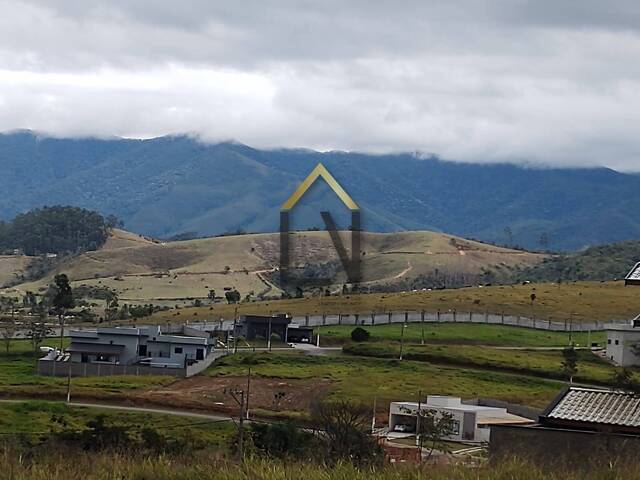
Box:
0;450;638;480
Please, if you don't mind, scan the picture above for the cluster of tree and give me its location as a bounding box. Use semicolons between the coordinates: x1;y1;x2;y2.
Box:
49;414;199;455
0;206;121;255
244;400;383;466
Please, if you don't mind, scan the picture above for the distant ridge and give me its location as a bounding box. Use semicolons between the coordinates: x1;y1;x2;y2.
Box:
1;130;640;250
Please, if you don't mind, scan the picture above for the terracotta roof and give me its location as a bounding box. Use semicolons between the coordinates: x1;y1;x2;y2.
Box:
545;387;640;428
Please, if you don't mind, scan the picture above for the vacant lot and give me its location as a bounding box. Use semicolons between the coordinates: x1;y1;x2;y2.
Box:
316;323;605;347
207;352;562;410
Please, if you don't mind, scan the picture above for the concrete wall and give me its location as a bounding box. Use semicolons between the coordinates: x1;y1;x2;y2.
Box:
38;350;226;378
490;424;640;467
37;359;186;377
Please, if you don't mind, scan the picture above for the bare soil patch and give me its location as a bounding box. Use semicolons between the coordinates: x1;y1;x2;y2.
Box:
137;375;333;414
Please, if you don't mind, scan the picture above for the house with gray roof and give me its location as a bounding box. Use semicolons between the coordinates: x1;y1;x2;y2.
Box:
38;325;221;377
490;386;640;466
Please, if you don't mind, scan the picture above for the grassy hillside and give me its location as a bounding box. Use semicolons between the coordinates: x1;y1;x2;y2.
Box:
5;228;544;303
150;280;640;323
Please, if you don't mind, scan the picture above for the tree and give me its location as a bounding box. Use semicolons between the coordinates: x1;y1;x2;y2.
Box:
403;406;457;460
0;320;16;354
105;214;124;229
104;292;119;324
27;321;53;354
611;367;640;393
561;346;579;384
311;399;382;466
350;327;370;342
249;421;318;459
225;289;241;304
52;274;75;351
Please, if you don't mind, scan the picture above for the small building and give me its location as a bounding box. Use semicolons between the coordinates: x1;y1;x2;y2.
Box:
606;317;640;366
389;396;532;443
491;386;640;466
38;325;220;377
237;314;290;341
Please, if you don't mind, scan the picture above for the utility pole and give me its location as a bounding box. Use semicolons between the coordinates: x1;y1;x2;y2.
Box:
245;366;251;420
227;385;247;459
416;390;422;455
399;323;407;360
233;304;238;354
267;316;272;352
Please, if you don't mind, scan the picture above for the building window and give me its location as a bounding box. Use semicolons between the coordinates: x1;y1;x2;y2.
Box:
96;354;111;362
174;347;183;354
608;339;612;344
451;420;460;435
615;340;619;345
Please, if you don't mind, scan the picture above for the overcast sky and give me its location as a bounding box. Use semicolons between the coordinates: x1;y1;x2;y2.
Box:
1;1;640;170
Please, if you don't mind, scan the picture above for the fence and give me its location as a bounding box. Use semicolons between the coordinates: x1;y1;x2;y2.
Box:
185;312;623;333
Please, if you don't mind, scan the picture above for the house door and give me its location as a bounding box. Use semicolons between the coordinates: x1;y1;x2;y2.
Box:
196;348;204;360
138;344;147;356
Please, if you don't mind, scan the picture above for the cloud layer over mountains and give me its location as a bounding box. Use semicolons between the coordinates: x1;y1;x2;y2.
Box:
1;1;640;170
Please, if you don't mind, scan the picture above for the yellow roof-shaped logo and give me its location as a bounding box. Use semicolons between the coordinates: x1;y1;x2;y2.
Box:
281;163;359;211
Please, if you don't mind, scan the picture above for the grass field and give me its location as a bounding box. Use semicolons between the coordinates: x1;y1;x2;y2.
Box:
343;343;621;385
147;280;640;323
316;323;605;347
0;400;233;446
209;352;562;408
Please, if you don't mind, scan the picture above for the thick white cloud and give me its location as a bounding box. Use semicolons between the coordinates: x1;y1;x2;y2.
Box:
1;0;640;170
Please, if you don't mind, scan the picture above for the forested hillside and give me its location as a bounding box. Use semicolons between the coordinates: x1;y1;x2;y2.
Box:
2;130;640;250
515;240;640;282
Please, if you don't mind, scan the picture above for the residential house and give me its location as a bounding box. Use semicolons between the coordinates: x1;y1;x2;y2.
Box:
491;386;640;466
389;396;532;443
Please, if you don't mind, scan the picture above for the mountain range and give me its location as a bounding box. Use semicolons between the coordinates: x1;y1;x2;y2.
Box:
1;130;640;251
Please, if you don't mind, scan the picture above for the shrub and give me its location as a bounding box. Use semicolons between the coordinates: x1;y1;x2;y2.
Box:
350;327;370;342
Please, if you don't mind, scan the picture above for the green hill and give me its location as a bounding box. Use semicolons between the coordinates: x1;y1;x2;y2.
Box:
515;240;640;282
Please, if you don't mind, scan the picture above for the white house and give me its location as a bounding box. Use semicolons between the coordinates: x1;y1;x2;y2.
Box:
606;317;640;366
389;396;532;443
